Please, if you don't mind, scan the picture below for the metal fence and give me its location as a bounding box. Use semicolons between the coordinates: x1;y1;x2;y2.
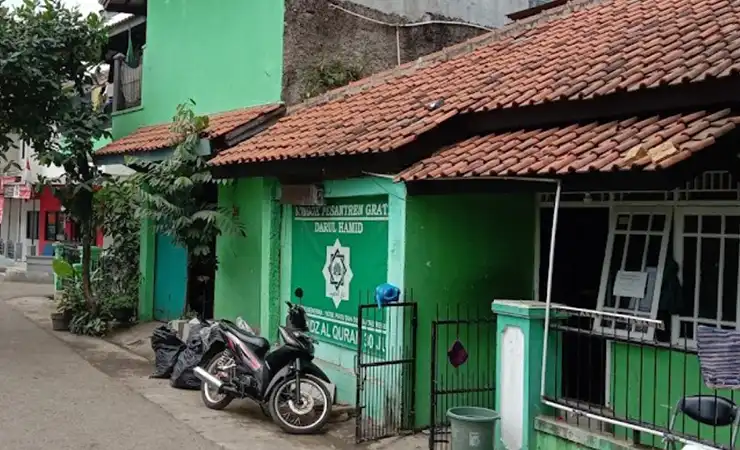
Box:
57;243;81;265
429;303;497;450
355;291;417;443
543;309;739;450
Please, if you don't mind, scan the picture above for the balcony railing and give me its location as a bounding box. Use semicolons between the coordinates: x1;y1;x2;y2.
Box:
112;53;142;112
544;310;740;450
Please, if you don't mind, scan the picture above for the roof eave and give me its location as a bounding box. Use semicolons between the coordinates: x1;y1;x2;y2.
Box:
94;138;212;165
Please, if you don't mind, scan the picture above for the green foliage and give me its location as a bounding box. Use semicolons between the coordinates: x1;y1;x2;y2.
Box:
94;177;140;310
303;60;363;99
129;101;245;272
0;0;106;160
0;0;109;304
52;258;75;279
69;311;111;337
57;277;86;315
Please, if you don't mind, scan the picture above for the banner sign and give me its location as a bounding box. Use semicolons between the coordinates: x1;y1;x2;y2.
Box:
291;196;389;355
2;183;33;200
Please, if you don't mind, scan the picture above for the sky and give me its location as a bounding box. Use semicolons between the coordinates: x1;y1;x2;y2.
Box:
5;0;101;14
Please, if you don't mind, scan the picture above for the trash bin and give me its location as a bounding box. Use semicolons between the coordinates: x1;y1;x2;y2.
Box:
447;406;500;450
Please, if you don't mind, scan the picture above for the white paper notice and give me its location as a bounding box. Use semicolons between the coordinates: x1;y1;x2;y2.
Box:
613;270;648;299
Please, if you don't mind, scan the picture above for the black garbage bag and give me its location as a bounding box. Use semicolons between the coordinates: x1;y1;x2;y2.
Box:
150;325;186;379
170;324;208;390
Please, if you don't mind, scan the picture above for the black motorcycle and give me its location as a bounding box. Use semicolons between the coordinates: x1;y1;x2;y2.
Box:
193;288;333;434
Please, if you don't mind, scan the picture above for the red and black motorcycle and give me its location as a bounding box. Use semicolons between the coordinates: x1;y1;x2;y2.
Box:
194;288;333;434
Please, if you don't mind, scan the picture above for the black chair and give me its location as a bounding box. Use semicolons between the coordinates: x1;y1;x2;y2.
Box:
666;395;740;449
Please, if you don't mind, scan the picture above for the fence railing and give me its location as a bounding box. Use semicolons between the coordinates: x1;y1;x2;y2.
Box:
543;308;738;450
429;303;497;450
355;292;417;443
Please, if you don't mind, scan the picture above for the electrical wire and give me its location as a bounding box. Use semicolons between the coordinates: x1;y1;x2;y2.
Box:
328;2;494;32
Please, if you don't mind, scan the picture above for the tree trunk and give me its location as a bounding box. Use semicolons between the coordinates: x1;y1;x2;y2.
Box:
81;219;93;308
185;249;192;317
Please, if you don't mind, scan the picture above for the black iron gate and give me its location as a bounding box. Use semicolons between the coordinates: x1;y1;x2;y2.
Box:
429;305;498;450
355;301;418;443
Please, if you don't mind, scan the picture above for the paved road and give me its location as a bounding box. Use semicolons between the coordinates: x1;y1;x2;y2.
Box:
0;299;222;450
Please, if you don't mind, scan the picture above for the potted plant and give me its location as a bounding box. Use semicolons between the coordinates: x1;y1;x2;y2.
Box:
107;295;136;324
51;259;81;331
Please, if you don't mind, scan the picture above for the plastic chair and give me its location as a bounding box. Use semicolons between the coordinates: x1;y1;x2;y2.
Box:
665;394;740;449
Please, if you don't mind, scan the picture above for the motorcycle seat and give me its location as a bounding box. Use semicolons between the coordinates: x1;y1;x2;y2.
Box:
221;321;270;355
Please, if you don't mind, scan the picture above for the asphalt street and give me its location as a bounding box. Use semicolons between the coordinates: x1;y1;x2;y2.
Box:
0;298;222;450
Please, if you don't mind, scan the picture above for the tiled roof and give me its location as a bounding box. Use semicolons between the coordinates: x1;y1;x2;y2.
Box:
96;103;284;156
397;110;740;180
210;0;740;167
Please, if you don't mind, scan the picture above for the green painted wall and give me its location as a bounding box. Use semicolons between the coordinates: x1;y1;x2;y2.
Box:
404;193;536;428
106;0;286;321
278;178;407;406
111;0;285;136
214;178;280;334
611;343;734;448
141;0;284;124
111;107;145;140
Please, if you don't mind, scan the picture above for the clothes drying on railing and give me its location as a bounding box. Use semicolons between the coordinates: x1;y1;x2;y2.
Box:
697;325;740;389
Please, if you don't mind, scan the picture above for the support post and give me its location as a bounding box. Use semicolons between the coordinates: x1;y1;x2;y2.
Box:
112;53;125;113
493;300;563;450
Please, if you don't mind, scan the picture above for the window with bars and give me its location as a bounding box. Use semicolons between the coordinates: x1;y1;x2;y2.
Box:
594;207;672;341
593;205;740;345
671;209;740;349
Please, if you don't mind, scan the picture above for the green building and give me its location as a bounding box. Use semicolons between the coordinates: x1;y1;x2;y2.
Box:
95;0;286;322
206;0;740;447
95;0;740;447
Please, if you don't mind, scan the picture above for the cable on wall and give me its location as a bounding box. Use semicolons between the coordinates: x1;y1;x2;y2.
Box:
327;2;494;66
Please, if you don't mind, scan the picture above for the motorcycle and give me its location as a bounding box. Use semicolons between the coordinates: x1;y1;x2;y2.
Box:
193;288;333;434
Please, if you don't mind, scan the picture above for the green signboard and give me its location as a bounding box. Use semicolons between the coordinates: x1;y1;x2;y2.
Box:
291;196;389;355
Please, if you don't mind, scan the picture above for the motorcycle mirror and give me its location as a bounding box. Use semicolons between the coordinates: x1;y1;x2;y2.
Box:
294;288;304;299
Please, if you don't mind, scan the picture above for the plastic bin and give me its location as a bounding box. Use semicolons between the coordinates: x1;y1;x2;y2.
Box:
447;406;500;450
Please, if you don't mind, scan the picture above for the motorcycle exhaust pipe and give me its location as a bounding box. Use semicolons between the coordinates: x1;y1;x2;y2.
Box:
193;367;223;390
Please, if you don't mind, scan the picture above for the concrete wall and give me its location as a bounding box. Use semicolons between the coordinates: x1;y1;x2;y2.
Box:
535;416;637;450
351;0;531;28
282;0;486;104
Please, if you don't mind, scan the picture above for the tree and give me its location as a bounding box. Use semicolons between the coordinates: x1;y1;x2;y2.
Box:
130;101;244;314
0;0;108;304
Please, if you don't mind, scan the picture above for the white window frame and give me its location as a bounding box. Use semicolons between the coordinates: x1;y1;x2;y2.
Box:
671;206;740;350
593;206;673;341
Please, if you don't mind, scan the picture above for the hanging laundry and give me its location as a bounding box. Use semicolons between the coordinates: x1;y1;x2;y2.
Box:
697;326;740;389
447;339;469;368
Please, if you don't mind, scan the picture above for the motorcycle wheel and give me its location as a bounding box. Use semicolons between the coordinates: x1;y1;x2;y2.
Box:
200;350;235;410
268;374;332;434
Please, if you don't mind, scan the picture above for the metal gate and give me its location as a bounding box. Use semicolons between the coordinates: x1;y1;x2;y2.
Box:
429;306;498;450
355;301;418;443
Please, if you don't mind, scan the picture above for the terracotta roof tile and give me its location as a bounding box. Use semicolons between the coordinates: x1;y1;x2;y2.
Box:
96;103;284;156
396;110;740;180
211;0;740;167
